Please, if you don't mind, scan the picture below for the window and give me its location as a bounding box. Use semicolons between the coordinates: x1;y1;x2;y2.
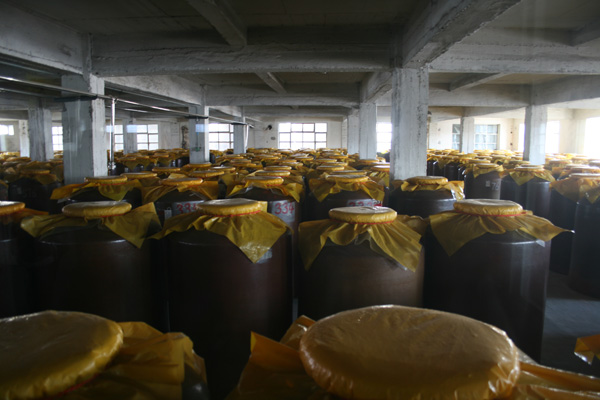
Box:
107;125;124;151
51;126;63;151
376;122;392;153
474;124;498;150
584;117;600;158
209;123;233;151
0;124;14;136
546;121;560;154
452;124;461;150
279;122;327;150
129;124;159;150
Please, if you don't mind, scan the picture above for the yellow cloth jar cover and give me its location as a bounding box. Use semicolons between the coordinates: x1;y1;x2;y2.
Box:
228;307;600;400
507;165;555;185
309;175;385;203
575;334;600;366
550;173;600;204
4;168;59;185
429;199;567;256
20;201;160;248
0;310;208;400
151;198;289;263
391;176;465;200
141;177;220;204
466;162;504;178
227;176;304;203
298;207;425;271
50;176;142;201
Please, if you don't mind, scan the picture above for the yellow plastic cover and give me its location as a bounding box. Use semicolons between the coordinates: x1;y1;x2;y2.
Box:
309;175;385;203
190;169;226;179
255;170;292;177
550;174;600;203
298;207;425;271
0;311;123;400
0;200;25;216
121;172;158;180
151;199;289;263
392;176;465;200
227;176;304;202
575;334;600;365
51;178;142;201
508;166;555;185
152;167;181;174
467;163;504;178
429;199;567;256
298;306;520;400
142;180;219;203
21;202;160;248
62;201;133;218
367;169;390;187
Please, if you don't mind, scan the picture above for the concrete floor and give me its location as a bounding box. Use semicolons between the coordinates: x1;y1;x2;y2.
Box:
541;271;600;377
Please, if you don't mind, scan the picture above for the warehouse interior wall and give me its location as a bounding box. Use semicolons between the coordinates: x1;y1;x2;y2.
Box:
247;117;344;150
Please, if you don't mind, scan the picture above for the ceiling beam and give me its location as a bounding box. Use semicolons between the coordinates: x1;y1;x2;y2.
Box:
255;72;286;94
532;75;600;106
400;0;522;67
244;106;350;118
184;0;246;47
360;71;393;103
463;106;524;118
449;73;506;91
571;18;600;46
104;76;206;106
432;27;600;74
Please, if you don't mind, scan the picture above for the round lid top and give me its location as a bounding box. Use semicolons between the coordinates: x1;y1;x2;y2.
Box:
228;158;251;164
255;170;291;177
244;176;284;186
465;159;490;165
190;170;225;178
160;177;203;186
264;165;292;171
356;158;379;163
570;173;600;179
298;306;519;400
325;175;369;184
0;311;123;400
210;166;236;173
329;170;368;176
152;167;181;173
198;198;262;216
62;201;132;218
454;199;524;216
223;154;244;159
406;176;448;185
278;161;302;167
317;165;345;172
473;162;499;167
0;201;25;216
329;206;396;223
315;158;339;163
121;172;157;179
368;165;390;172
85;176;127;184
548;159;570;165
21;169;51;175
187;163;212;168
515;165;545;171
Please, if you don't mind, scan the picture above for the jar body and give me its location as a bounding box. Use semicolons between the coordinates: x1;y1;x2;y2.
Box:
306;190;382;221
443;162;460;181
0;221;34;318
568;199;600;298
425;230;550;361
548;190;576;274
166;230;291;400
34;228;167;329
299;242;424;321
8;177;61;212
154;190;210;224
464;171;502;199
388;188;455;218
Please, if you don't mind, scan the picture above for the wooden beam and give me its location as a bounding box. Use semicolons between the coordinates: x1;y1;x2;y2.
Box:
184;0;246;47
571;18;600;46
255;72;286;94
400;0;522;67
449;73;506;91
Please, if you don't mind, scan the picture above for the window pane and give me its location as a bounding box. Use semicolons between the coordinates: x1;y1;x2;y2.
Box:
137;125;148;133
138;143;149;150
0;126;7;135
315;123;327;133
291;132;302;142
137;134;148;143
115;144;123;151
114;135;123;144
209;143;219;150
279;133;291;142
126;125;137;133
303;132;315;142
316;142;327;148
52;136;61;145
303;123;315;132
115;125;123;134
55;144;63;151
209;133;218;141
219;133;230;142
218;143;229;151
291;123;303;132
316;133;327;142
148;124;158;133
149;143;159;150
291;142;303;150
149;134;159;143
378;132;392;143
279;123;291;132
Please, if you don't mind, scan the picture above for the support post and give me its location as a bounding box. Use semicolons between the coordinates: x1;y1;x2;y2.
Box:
358;102;377;159
523;105;547;165
28;99;53;161
188;105;210;163
233;109;246;154
123;118;137;154
346;112;359;155
460;116;475;153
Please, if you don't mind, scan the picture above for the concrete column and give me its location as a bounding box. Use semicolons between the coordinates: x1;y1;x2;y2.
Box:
18;120;30;157
188;105;209;163
460;116;475;153
347;113;360;155
28;100;54;161
61;74;107;184
358;102;377;159
123;118;137;154
390;67;429;181
523;105;547;165
233;109;246;154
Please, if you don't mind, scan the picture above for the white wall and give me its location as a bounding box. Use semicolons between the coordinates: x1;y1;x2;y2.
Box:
429;119;458;150
248;117;344;150
0;120;23;153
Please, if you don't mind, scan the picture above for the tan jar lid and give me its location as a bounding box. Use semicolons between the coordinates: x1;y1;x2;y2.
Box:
160;177;203;186
152;167;181;173
325;175;369;184
454;199;523;216
190;170;225;178
121;172;157;179
264;165;292;171
0;201;25;216
329;206;396;223
62;201;132;218
329;170;368;176
199;198;262;216
85;176;127;184
255;170;291;177
406;176;448;185
244;176;284;186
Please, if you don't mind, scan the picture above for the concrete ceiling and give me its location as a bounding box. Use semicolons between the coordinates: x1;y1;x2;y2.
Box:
1;0;600;121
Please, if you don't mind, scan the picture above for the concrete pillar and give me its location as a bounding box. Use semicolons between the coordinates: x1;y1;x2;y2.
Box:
460;116;475;153
188;105;209;163
61;75;107;184
27;100;53;161
523;105;547;165
358;103;377;159
18;120;29;157
390;67;429;181
123;118;137;154
346;113;360;155
233;110;246;154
